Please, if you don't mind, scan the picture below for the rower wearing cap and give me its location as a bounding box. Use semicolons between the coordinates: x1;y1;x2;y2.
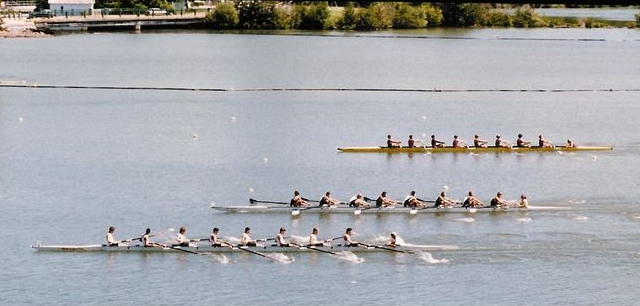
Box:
403;190;425;208
308;228;324;247
515;194;529;208
141;228;157;247
175;227;190;247
276;228;294;247
452;135;468;148
343;228;358;247
490;192;509;208
290;190;309;208
350;194;370;208
495;135;512;148
462;191;484;208
407;135;423;148
376;191;396;208
430;135;445;148
319;191;340;207
106;226;120;246
386;232;398;247
387;135;402;148
434;191;456;208
210;227;223;247
474;135;488;148
539;135;553;147
240;227;257;247
566;139;576;148
516;134;531;147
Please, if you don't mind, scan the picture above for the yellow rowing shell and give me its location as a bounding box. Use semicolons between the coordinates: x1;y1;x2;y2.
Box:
336;146;613;153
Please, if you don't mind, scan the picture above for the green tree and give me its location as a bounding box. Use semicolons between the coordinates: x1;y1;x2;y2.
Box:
439;3;490;27
298;2;330;30
339;2;360;30
393;3;426;29
236;0;274;29
272;6;293;29
485;10;512;27
357;2;394;30
422;3;442;27
512;7;546;27
206;2;239;29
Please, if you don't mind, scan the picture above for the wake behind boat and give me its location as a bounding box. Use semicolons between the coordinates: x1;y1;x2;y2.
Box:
336;145;613;153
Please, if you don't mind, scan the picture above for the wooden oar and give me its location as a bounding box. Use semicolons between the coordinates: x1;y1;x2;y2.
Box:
357;242;414;254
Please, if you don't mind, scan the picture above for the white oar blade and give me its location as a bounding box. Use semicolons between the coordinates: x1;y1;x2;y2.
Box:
291;210;300;216
409;209;418;215
469;208;477;213
354;209;362;215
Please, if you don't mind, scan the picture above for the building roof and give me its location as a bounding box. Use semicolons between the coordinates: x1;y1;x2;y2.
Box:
48;0;95;4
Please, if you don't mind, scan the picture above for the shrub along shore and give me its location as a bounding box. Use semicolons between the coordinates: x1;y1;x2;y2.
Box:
204;2;640;30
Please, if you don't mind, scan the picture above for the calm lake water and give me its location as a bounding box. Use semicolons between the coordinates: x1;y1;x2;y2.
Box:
1;28;640;305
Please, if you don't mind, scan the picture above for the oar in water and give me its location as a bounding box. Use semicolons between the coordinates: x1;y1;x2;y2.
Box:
357;242;414;254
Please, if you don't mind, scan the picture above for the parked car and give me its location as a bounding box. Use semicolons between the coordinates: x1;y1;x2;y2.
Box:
28;9;54;18
145;8;167;16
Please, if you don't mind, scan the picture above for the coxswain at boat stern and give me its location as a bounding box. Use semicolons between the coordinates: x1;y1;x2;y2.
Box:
210;227;222;247
308;228;324;247
343;228;358;247
474;134;488;148
386;232;397;247
387;134;402;148
430;135;445;148
290;190;309;207
174;227;190;247
516;134;531;147
106;226;119;246
567;139;576;148
241;227;257;247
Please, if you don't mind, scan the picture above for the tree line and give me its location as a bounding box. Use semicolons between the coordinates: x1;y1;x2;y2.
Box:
205;2;640;30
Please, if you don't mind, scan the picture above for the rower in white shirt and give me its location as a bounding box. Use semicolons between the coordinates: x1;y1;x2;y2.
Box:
276;228;296;247
175;227;190;247
308;228;324;247
106;226;120;246
343;228;358;247
240;227;257;247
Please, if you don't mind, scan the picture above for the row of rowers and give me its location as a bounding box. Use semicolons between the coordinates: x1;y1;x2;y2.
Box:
387;134;577;148
105;226;395;248
291;190;528;209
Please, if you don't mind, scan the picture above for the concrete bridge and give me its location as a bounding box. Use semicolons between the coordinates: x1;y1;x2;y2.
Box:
33;11;208;32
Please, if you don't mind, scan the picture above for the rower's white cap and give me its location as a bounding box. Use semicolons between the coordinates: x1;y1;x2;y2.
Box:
391;232;397;236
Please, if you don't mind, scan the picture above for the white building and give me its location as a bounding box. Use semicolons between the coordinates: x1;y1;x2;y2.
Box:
48;0;94;16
